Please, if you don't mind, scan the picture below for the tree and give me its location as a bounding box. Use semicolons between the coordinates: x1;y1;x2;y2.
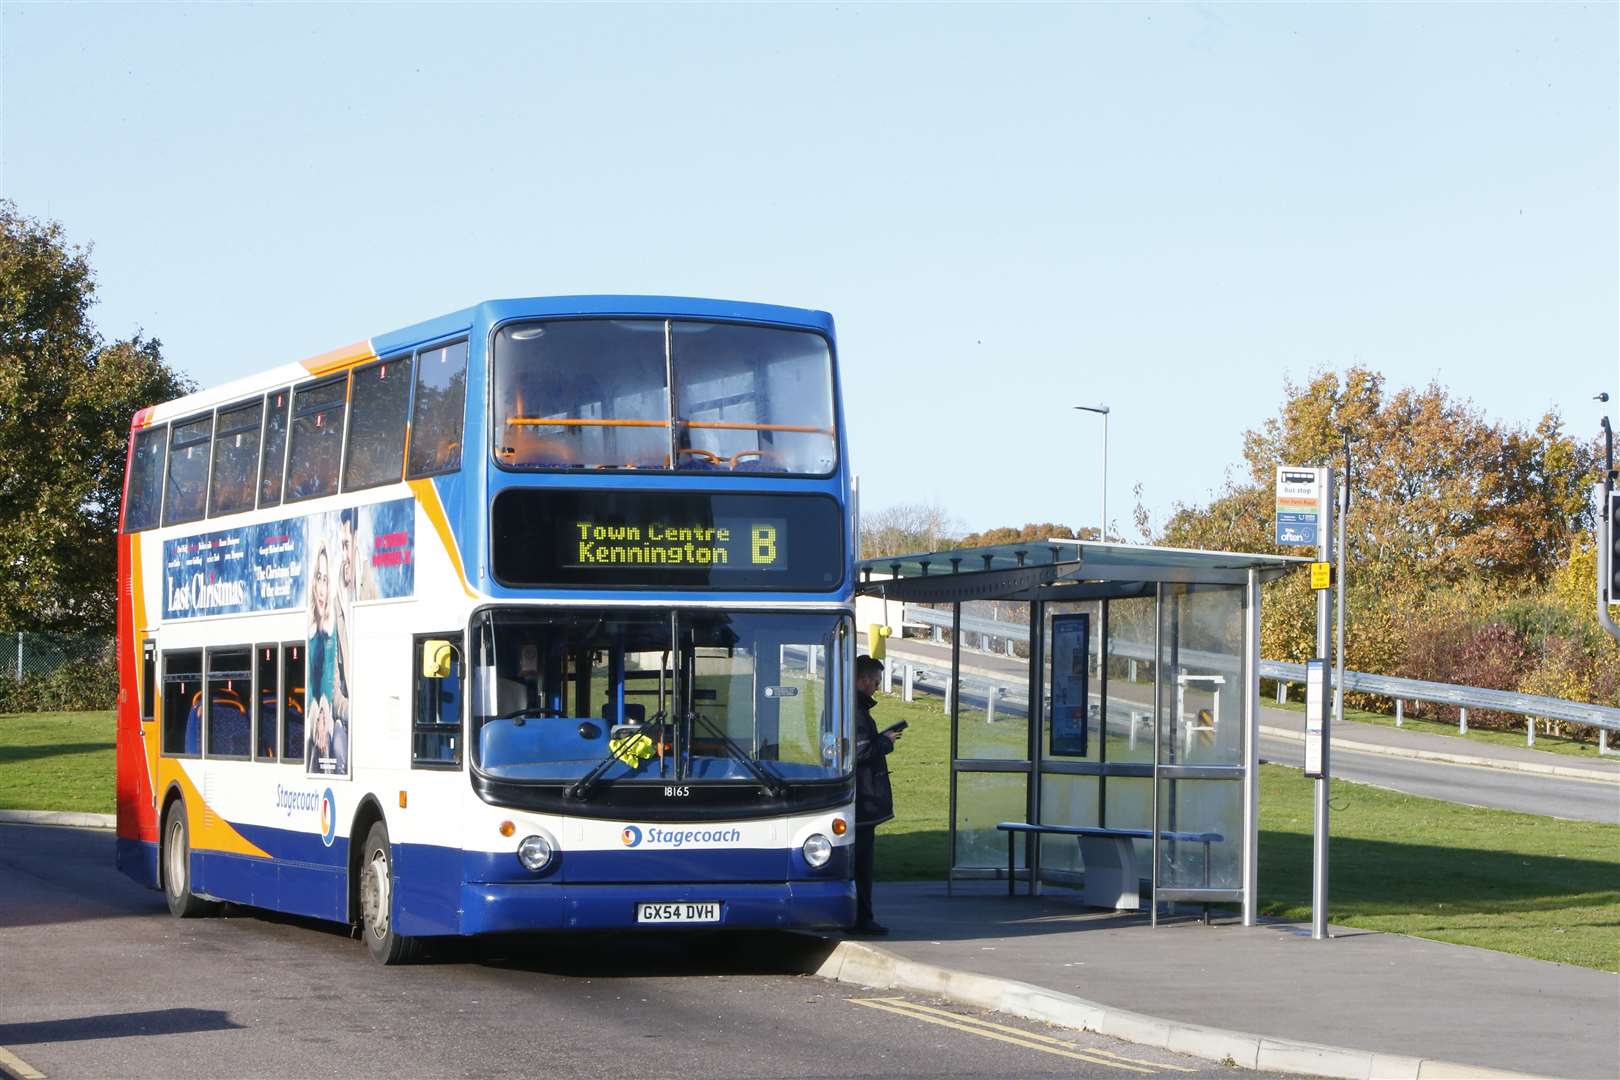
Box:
1158;368;1605;705
859;501;959;559
956;522;1086;547
0;202;192;632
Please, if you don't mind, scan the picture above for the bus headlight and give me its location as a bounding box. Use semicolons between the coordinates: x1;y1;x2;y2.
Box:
518;834;555;872
802;833;832;868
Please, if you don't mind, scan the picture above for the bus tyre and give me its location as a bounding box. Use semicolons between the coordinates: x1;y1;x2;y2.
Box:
359;821;418;965
161;803;219;919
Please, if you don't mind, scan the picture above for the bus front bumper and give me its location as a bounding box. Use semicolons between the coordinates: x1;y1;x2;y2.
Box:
457;880;855;934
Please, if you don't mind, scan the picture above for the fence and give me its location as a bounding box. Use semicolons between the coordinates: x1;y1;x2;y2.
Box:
899;604;1620;754
0;630;117;712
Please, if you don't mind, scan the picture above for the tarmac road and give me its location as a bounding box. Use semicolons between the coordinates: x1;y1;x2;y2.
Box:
0;823;1266;1080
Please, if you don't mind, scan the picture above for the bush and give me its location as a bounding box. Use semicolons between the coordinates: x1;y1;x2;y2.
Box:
0;658;118;712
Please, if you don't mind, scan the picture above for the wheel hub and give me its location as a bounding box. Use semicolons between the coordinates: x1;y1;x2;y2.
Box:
362;848;391;938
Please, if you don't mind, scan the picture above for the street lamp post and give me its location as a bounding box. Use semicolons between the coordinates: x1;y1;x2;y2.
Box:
1074;405;1110;540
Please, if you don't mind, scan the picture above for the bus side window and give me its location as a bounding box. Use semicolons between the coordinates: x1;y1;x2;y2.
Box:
161;650;203;756
406;340;468;478
162;413;213;526
286;376;348;503
413;633;463;768
206;646;252;758
124;426;168;533
141;638;156;722
255;643;279;761
343;355;414;492
259;389;291;508
208;398;264;517
282;642;305;763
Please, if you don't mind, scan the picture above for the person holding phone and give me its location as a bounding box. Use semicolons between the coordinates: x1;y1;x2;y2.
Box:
852;654;901;935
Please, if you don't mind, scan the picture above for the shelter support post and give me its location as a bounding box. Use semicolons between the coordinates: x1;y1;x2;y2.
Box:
1151;583;1163;928
1243;568;1260;926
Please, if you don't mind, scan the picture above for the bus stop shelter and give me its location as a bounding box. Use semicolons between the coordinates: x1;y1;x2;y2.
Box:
856;540;1307;926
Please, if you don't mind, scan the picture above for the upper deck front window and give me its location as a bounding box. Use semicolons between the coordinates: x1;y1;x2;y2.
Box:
493;318;837;476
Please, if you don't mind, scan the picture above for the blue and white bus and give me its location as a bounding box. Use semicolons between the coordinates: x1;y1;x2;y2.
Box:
115;296;857;963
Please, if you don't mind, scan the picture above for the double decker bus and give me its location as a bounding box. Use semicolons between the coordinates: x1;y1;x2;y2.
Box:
115;296;856;963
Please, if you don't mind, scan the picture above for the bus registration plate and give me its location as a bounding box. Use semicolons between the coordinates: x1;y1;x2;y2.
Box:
637;901;721;924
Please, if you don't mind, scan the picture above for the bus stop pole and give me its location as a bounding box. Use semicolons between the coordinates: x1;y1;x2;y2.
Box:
1312;469;1336;941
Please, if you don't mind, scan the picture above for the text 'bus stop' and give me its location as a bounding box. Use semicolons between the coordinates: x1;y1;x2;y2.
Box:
856;540;1307;925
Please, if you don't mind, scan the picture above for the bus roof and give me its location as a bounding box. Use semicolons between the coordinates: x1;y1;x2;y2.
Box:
136;295;836;428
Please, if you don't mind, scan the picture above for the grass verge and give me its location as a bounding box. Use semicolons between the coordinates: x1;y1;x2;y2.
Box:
0;710;116;814
1266;696;1606;759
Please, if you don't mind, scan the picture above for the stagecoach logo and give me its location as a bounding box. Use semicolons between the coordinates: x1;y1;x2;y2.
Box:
618;825;744;849
320;788;337;847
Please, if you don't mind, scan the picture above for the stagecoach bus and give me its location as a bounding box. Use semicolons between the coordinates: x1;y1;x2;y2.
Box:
114;296;856;963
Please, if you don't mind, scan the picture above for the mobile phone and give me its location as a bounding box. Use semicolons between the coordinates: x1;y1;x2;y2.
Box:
880;720;909;736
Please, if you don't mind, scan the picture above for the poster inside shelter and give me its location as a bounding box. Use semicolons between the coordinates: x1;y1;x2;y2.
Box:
1048;613;1090;757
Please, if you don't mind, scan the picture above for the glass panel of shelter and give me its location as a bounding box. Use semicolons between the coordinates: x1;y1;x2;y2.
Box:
936;581;1253;913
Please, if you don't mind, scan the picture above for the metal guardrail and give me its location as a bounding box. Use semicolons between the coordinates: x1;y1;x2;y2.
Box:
899;605;1620;743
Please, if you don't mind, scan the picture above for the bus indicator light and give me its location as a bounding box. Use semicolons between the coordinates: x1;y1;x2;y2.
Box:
499;820;515;837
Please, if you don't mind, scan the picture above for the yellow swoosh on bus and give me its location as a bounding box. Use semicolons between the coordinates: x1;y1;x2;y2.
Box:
410;478;477;598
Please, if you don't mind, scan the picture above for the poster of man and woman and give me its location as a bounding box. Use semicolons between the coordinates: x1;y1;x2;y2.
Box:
162;497;415;778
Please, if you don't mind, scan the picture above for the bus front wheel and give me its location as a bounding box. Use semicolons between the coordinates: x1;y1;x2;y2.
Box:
359;821;418;965
161;803;219;919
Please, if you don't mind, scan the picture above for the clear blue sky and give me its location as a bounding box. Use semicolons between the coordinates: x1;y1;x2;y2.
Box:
5;2;1616;536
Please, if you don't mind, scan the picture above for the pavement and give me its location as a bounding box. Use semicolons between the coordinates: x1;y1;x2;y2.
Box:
809;882;1620;1080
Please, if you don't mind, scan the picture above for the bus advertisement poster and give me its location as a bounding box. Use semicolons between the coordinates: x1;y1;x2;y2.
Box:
161;498;416;622
1048;612;1090;757
304;498;416;779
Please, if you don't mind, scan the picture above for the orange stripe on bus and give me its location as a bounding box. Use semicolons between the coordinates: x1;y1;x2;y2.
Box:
300;340;376;376
159;761;272;859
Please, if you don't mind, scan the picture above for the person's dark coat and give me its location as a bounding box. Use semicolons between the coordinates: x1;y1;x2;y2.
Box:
853;691;895;826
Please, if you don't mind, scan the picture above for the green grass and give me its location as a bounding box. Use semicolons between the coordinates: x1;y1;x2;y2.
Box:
1267;696;1606;758
0;710;116;814
871;690;1620;972
7;701;1617;970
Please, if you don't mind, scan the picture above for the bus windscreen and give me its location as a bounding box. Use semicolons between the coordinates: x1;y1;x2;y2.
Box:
491;491;844;591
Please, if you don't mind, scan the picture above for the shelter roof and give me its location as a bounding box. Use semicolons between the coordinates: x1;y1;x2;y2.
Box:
856;539;1308;603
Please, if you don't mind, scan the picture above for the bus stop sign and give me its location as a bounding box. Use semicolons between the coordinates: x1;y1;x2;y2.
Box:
1275;466;1323;547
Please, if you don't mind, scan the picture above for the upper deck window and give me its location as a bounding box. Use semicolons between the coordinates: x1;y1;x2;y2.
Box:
407;340;468;478
493;318;836;476
286;376;348;503
208;398;264;517
124;425;167;533
343;356;413;491
258;389;291;508
162;414;214;526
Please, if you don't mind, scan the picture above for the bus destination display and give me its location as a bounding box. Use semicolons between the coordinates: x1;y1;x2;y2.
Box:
491;490;843;591
567;517;785;571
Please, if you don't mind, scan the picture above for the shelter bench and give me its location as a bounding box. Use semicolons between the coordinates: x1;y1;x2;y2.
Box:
995;822;1223;911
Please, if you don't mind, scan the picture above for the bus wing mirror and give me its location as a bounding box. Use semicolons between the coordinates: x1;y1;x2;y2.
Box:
422;640;454;679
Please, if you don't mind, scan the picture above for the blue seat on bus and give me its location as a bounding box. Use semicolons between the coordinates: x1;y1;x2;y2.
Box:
284;690;305;755
210;688;250;756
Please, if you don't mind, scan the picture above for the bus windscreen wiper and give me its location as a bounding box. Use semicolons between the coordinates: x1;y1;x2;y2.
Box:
565;714;662;802
685;710;785;799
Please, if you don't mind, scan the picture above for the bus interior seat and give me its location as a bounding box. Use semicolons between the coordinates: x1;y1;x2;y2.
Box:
210;687;250;756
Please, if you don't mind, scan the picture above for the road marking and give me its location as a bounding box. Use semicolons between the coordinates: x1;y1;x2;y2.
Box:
865;998;1196;1071
848;996;1159;1073
0;1045;45;1080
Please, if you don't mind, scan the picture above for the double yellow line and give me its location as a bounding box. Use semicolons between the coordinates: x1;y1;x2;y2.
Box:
847;997;1194;1074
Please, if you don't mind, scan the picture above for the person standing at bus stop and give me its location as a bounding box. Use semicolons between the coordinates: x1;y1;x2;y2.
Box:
852;655;901;935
